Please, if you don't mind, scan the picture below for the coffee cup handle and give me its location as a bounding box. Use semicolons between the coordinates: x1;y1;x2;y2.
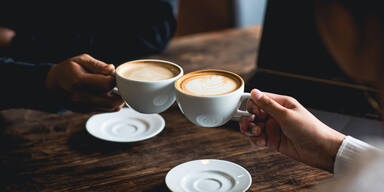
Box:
112;87;119;95
112;87;132;109
110;71;120;95
234;93;252;118
111;73;129;109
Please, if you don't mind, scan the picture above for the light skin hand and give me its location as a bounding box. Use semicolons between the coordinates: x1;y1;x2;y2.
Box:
46;54;124;112
239;89;346;172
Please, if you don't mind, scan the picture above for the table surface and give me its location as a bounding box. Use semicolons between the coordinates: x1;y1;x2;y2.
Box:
0;26;332;192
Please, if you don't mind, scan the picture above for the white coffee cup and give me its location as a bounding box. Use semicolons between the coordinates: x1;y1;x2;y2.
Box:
115;59;183;114
175;69;251;127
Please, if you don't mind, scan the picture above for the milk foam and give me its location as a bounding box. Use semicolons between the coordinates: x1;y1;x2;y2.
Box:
120;63;176;81
184;75;238;96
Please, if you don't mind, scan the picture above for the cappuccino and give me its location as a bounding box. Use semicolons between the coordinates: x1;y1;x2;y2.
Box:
176;70;242;96
115;59;183;114
117;61;179;81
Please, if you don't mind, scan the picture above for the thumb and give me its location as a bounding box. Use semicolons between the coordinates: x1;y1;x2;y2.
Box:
250;89;288;118
74;54;115;75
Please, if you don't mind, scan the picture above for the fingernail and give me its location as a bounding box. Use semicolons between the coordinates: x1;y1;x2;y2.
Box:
107;64;115;69
106;64;115;73
252;89;263;100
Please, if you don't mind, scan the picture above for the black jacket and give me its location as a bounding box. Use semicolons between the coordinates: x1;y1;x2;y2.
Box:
0;0;178;111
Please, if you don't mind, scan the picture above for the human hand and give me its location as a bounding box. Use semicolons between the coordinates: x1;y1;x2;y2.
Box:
0;27;15;48
46;54;124;112
239;89;345;172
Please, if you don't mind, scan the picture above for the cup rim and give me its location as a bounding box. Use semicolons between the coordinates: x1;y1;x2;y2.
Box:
175;69;244;98
115;59;184;83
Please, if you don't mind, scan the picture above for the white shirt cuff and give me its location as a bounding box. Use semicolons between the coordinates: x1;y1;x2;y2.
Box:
334;136;377;174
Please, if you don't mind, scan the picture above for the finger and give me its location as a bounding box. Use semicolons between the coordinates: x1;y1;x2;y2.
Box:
261;92;298;109
241;122;263;137
265;118;282;151
250;89;289;118
74;54;115;75
250;122;264;136
76;73;115;93
247;101;268;121
248;134;266;147
239;116;248;133
246;100;260;116
239;115;255;133
87;102;125;113
116;102;125;110
92;107;121;113
110;102;125;112
257;109;268;120
71;91;124;110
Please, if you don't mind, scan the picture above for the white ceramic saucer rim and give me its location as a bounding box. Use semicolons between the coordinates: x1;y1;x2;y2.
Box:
165;159;252;192
85;108;165;142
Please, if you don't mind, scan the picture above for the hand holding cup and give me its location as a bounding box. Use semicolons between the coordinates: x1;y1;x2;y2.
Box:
46;54;124;112
239;89;346;172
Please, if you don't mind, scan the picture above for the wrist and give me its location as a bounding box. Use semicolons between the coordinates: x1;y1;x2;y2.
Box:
45;64;58;90
321;127;346;172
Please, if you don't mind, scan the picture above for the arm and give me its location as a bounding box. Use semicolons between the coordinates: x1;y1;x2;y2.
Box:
0;1;176;112
334;136;379;174
0;57;58;111
6;0;178;65
240;89;383;172
0;54;124;113
89;0;178;64
1;29;124;112
1;28;59;111
313;138;384;191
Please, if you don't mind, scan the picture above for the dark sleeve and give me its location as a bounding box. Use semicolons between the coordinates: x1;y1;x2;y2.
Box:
89;0;178;64
0;57;63;112
4;0;178;65
0;0;177;112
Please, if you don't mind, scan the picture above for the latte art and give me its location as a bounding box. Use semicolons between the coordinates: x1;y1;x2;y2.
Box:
117;62;179;81
123;65;174;81
184;75;237;96
177;70;242;96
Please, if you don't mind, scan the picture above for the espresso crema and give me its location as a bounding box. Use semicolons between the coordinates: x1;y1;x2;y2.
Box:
118;61;179;81
177;70;242;96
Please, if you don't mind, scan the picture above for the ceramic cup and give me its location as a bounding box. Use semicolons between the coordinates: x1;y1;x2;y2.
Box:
175;69;251;127
114;59;183;114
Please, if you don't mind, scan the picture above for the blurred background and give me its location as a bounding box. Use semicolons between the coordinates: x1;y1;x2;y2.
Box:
175;0;267;36
174;0;384;141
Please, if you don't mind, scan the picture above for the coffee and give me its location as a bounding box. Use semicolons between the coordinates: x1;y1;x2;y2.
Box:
117;61;179;81
175;69;250;127
176;70;242;96
115;59;183;114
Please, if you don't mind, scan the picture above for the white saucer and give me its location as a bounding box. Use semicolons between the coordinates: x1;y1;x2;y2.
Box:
86;108;165;142
166;159;252;192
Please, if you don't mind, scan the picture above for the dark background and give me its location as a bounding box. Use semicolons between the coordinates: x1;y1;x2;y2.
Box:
176;0;381;120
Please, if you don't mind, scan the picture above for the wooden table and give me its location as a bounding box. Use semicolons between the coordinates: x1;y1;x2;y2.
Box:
0;26;331;192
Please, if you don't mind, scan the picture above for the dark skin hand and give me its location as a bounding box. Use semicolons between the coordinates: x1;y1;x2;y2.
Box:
0;27;15;48
1;27;123;113
46;54;124;113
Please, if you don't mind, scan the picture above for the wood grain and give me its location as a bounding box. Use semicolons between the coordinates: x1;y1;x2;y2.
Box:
149;26;261;81
0;26;331;192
